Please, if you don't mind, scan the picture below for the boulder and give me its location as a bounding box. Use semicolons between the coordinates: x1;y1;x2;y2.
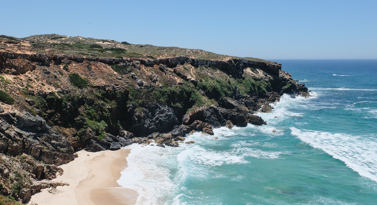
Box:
165;140;179;147
159;64;167;73
260;104;273;113
221;110;248;127
183;106;225;127
136;79;144;86
189;120;214;135
133;61;141;69
119;130;134;139
130;72;137;80
154;133;173;144
170;125;191;137
225;120;234;129
247;114;267;126
110;142;121;150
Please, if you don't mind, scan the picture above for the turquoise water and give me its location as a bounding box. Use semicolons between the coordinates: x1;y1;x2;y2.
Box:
119;60;377;205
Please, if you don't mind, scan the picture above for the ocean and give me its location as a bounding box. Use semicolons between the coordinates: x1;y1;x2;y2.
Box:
118;60;377;205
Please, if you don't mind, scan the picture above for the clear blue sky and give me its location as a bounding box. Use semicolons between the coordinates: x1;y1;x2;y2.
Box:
1;0;376;59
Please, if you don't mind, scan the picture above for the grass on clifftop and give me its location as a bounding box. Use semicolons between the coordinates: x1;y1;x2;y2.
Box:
20;34;272;62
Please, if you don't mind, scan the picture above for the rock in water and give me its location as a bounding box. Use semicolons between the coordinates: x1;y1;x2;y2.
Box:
225;120;234;129
247;114;267;125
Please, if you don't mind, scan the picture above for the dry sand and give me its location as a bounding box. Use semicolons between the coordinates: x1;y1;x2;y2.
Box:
28;149;138;205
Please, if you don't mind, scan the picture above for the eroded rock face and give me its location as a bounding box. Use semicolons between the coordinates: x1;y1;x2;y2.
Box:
84;133;133;152
127;104;179;136
0;111;75;202
0;58;36;74
189;120;214;135
183;106;226;128
0;111;75;165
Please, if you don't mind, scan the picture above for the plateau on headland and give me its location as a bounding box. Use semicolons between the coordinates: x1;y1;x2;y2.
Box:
0;34;308;203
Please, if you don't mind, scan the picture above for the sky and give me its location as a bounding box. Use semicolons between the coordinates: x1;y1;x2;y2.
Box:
1;0;377;59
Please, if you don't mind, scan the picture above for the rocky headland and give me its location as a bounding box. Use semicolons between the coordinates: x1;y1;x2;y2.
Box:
0;34;308;203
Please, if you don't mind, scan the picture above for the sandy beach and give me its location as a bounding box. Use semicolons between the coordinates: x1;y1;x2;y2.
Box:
28;149;137;205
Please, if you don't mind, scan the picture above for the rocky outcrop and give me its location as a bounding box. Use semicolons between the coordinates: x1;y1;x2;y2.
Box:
126;103;179;136
0;111;75;165
247;114;267;125
189;120;214;135
0;51;281;79
84;133;133;152
183;106;226;128
0;35;309;202
0;111;75;202
182;105;267;132
0;57;36;74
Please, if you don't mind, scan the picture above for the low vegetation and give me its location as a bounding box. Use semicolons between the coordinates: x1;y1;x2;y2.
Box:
0;90;14;104
111;64;130;74
69;73;88;89
22;34;271;62
0;194;23;205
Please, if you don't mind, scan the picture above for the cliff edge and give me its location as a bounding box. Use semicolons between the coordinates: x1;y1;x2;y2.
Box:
0;34;308;203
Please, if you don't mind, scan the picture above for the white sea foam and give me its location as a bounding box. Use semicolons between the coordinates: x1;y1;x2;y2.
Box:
253;124;286;136
352;101;375;106
332;74;352;77
298;79;310;83
118;144;180;205
309;196;356;205
184;145;248;166
184;127;237;144
231;147;284;159
291;127;377;183
262;142;278;148
367;109;377;119
311;87;377;92
344;103;377;119
231;140;260;147
256;94;310;124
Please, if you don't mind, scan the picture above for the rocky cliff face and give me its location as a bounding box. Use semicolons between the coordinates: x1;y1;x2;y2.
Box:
0;34;309;203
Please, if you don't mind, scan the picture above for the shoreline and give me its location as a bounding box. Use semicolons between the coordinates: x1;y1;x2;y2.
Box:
28;149;138;205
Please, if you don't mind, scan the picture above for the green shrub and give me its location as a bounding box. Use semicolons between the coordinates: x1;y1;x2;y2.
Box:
89;44;103;49
0;76;10;85
105;48;127;56
0;35;19;41
87;119;107;140
0;90;14;104
239;77;271;96
63;64;69;71
121;41;131;45
51;36;64;40
197;76;237;100
111;64;130;74
69;73;88;89
0;194;23;205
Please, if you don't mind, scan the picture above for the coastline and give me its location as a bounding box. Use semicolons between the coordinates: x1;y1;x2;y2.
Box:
28;149;138;205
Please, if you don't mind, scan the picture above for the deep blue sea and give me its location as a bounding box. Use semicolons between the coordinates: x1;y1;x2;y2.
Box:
118;60;377;205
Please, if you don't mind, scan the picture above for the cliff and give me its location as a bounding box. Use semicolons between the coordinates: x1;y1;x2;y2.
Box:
0;34;308;203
